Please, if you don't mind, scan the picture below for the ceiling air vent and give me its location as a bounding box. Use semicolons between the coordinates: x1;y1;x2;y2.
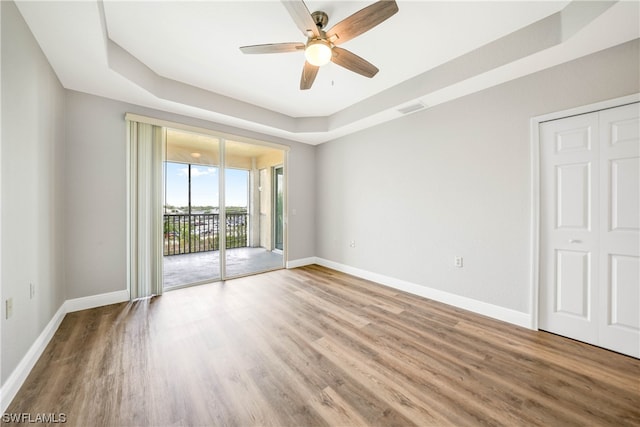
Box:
397;102;425;115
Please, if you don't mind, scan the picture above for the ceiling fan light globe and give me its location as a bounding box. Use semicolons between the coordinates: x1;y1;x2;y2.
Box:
305;40;332;67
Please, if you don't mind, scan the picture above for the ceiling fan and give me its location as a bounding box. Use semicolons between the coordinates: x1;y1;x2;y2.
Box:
239;0;399;90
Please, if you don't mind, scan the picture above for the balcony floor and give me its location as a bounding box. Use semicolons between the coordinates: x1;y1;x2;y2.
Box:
163;247;283;288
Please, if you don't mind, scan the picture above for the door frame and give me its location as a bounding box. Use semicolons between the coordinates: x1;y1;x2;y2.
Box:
529;93;640;330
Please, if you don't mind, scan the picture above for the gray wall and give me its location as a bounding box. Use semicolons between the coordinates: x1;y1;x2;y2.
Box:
1;0;67;383
64;91;317;299
316;39;640;314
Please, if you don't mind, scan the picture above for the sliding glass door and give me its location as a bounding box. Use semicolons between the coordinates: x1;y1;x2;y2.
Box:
163;130;286;289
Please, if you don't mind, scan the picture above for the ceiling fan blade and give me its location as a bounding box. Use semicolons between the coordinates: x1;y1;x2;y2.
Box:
300;61;319;90
326;0;398;46
240;42;304;54
331;47;379;78
282;1;321;38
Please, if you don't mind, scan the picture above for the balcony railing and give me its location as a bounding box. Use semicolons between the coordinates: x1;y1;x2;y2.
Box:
163;213;247;256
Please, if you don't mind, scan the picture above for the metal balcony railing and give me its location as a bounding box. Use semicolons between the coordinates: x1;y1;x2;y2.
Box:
163;213;247;256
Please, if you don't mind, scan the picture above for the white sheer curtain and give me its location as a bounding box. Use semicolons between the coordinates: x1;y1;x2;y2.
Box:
126;120;165;299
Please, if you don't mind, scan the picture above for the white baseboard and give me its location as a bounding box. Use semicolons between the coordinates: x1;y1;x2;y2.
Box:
1;289;129;413
64;289;129;313
315;258;532;329
286;257;318;269
0;304;66;413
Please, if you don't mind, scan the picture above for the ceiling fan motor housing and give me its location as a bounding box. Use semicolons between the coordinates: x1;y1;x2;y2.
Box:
311;11;329;29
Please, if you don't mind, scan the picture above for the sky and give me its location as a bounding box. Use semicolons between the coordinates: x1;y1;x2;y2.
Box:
165;162;248;207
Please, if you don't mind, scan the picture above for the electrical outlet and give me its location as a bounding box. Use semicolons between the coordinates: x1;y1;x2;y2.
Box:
30;283;35;299
6;298;13;319
349;240;356;248
454;256;463;268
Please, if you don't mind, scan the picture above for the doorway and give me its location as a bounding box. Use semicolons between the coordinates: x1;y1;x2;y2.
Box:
538;101;639;358
162;129;287;288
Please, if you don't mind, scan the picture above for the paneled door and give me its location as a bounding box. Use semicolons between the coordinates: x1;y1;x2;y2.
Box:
540;112;600;346
597;104;640;356
540;102;639;358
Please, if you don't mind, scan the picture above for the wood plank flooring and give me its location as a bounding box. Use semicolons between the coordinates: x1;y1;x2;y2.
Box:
5;265;640;426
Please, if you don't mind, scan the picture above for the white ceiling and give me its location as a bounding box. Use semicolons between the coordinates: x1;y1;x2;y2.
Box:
14;1;640;144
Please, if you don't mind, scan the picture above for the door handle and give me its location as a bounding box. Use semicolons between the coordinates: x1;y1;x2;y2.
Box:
569;239;582;244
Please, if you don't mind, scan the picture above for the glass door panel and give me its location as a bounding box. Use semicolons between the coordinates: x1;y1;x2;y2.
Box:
223;140;285;278
163;130;220;288
224;166;251;277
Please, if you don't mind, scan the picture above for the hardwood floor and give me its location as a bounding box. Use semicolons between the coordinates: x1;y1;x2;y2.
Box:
5;265;640;426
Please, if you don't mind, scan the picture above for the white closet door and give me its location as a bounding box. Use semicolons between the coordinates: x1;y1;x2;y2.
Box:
598;103;640;357
540;102;640;358
540;112;600;346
